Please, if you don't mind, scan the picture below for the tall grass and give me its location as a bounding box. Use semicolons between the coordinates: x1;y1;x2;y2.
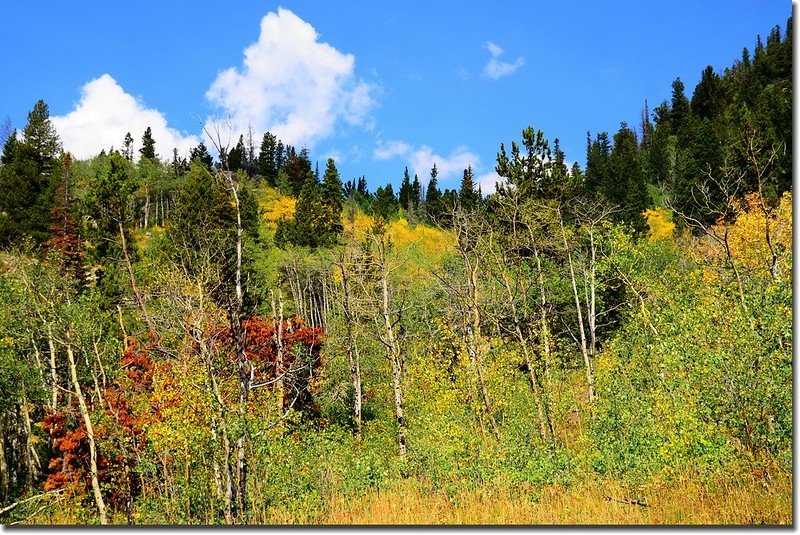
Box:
321;474;791;525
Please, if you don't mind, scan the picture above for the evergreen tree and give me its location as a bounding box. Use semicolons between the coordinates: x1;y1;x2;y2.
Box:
495;126;556;199
284;150;312;196
398;167;412;212
171;148;189;177
257;131;278;185
691;66;726;120
411;174;422;208
123;132;134;161
320;158;344;237
0;100;62;246
372;183;397;222
458;165;480;210
670;78;692;141
425;164;443;222
228;135;246;173
140;126;156;161
189;142;214;170
584;131;611;195
608;122;650;232
275;171;334;248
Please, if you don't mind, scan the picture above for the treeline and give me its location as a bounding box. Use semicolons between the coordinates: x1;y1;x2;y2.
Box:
0;17;792;525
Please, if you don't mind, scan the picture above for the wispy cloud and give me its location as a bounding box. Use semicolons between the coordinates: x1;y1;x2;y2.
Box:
408;145;481;185
483;41;525;79
373;139;412;160
206;7;376;148
373;139;485;187
52;74;199;161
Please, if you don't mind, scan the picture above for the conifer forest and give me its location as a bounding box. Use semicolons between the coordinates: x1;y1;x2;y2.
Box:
0;15;792;525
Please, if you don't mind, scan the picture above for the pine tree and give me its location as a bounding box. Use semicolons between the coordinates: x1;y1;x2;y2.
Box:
670;78;692;141
258;131;278;185
411;174;422;208
0;100;62;245
189;143;213;170
123;132;134;161
608;122;650;233
171;148;189;177
372;184;397;222
425;164;443;222
284;150;312;196
140;126;156;160
691;66;725;120
228;135;246;173
275;171;330;248
320;158;344;237
458;165;479;210
398;167;412;212
585;131;611;195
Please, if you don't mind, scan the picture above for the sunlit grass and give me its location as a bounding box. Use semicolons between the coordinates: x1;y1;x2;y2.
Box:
321;474;791;525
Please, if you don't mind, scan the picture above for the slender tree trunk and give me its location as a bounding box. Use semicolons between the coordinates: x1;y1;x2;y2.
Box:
65;330;107;525
339;260;362;436
47;324;59;409
225;171;249;522
376;240;407;458
118;220;156;337
144;191;150;228
467;264;500;438
559;210;595;408
271;290;286;413
533;249;554;385
0;419;8;502
19;391;39;491
497;266;553;445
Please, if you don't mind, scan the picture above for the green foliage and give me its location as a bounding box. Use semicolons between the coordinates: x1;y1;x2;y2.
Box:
139;127;156;161
0;100;62;246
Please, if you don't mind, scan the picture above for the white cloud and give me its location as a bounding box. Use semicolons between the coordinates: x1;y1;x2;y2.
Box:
475;171;505;195
205;7;375;149
373;139;411;160
483;41;525;79
52;74;199;161
408;145;481;185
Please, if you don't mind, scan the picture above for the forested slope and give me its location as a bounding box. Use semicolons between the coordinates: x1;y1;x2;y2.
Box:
0;17;791;525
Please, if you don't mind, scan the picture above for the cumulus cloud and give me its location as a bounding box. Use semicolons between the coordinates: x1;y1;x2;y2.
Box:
51;74;199;161
205;7;375;148
483;41;525;79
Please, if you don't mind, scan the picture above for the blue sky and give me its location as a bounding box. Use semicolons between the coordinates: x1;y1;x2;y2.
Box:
1;1;792;192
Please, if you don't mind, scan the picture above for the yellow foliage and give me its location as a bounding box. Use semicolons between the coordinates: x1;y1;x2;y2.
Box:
685;191;792;281
645;207;675;242
725;192;792;278
260;186;296;227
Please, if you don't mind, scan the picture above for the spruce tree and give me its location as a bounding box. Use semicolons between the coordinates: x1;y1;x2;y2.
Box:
0;100;62;246
228;135;246;173
458;165;479;210
411;174;422;209
608;122;650;233
320;158;344;237
140;126;156;160
398;167;412;212
258;131;278;185
189;142;213;170
372;184;397;222
425;164;443;222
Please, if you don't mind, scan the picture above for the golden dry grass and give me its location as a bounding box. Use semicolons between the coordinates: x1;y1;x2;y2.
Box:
322;475;791;525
